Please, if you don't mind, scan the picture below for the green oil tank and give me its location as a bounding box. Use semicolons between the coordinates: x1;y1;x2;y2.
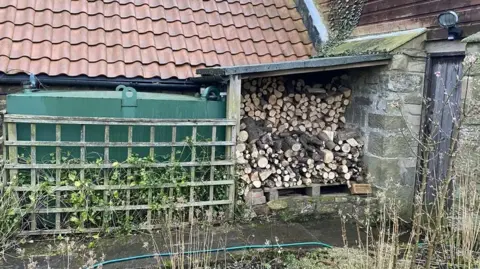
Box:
7;86;226;163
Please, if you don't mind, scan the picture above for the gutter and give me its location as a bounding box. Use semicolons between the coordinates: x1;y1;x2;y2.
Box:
0;74;213;92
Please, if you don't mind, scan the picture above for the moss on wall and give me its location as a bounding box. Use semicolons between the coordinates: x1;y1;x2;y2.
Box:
328;29;426;56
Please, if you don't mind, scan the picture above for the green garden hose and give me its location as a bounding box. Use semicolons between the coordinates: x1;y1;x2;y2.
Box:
87;241;333;268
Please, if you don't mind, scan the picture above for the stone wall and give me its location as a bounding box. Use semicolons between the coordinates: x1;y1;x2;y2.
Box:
261;194;376;222
457;38;480;173
345;52;426;218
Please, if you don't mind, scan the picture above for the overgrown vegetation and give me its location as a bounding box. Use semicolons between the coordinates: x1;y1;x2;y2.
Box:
316;0;366;57
0;183;28;257
0;138;233;261
13;157;229;233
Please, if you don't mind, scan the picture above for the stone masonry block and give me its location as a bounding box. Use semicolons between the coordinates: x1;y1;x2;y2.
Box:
368;113;406;130
457;127;480;173
407;60;426;73
368;132;415;158
390;54;409;71
458;126;480;152
466;43;480;53
471;63;480;76
463;76;480;124
398;158;417;168
374;98;388;113
266;190;279;201
364;155;417;188
354;96;373;106
306;185;321;197
471;76;480;99
404;114;422;128
366;73;381;84
465;51;480;75
462;76;480;100
386;73;423;93
345;106;366;126
246;189;267;205
374;98;406;114
401;167;417;186
358;83;381;94
403;104;422;116
403;93;424;105
364;154;400;185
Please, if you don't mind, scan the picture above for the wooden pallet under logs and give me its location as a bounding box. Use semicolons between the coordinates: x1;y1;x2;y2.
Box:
264;183;373;201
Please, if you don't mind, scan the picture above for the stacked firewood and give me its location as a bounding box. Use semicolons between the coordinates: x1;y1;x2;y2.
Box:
237;76;365;190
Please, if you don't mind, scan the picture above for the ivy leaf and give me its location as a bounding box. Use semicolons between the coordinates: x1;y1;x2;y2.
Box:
74;181;82;188
7;209;16;216
68;173;76;182
70;216;79;224
81;211;88;221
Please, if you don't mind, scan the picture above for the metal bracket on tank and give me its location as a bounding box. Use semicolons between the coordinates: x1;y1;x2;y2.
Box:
201;86;221;101
115;85;137;118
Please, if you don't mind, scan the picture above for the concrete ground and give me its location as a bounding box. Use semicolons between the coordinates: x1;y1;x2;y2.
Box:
1;217;361;269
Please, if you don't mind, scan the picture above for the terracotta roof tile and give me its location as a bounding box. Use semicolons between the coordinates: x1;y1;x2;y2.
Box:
228;39;244;54
202;51;220;66
253;41;270;56
0;22;14;39
188;0;205;11
200;37;216;52
203;0;219;13
188;50;206;65
210;24;226;39
170;35;187;51
157;48;175;64
181;22;199;37
246;54;260;65
213;38;230;54
0;39;11;56
0;0;313;79
185;36;202;51
124;46;143;63
216;53;234;67
248;27;264;42
240;40;257;55
215;1;230;13
279;42;295;57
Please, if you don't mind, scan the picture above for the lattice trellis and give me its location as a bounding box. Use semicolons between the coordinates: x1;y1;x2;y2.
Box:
2;114;236;235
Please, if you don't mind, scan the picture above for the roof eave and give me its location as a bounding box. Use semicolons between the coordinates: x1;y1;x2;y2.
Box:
197;54;392;78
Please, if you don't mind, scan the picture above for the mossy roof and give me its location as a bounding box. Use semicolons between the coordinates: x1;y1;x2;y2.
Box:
462;32;480;43
328;28;427;56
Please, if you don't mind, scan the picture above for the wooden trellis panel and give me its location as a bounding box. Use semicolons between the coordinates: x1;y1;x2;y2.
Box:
2;114;237;235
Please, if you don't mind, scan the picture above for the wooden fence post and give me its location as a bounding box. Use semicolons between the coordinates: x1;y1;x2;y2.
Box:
226;75;241;218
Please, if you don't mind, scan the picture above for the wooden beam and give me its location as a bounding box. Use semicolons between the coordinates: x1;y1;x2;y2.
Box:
242;60;391;79
7;123;18;183
226;75;241;218
226;75;242;129
3;115;236;126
